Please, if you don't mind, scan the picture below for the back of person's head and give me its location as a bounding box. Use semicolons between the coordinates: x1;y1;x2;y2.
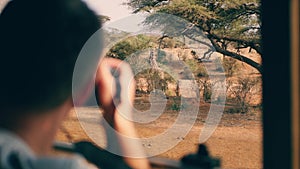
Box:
0;0;101;127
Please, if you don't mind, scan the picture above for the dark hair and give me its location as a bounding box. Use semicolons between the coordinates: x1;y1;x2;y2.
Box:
0;0;101;116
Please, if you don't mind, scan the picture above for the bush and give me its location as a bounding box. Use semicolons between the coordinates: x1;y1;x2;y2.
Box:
199;78;212;103
222;57;240;76
107;35;157;60
214;57;239;75
227;77;261;113
185;59;208;78
170;103;181;111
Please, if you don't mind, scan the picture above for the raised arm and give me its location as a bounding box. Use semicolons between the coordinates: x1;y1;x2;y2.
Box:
95;58;150;169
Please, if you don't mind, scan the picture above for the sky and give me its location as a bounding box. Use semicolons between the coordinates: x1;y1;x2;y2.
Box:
0;0;132;19
0;0;146;32
83;0;132;22
84;0;148;33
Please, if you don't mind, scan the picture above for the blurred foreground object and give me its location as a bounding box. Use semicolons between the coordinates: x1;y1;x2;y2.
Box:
54;142;221;169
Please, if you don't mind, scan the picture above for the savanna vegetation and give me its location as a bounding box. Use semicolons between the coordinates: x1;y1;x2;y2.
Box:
57;1;264;169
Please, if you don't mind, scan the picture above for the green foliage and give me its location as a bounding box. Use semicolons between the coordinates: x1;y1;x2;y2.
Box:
170;102;181;111
107;35;157;60
107;41;132;60
222;57;240;76
107;34;186;60
203;87;212;102
199;78;212;102
169;97;187;111
125;0;262;73
185;59;208;77
214;57;240;76
135;69;177;95
157;0;261;40
129;0;261;42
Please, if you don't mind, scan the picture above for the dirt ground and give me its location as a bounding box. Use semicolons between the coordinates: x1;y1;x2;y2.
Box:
56;97;262;169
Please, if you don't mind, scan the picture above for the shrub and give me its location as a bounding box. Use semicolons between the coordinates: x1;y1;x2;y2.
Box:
222;57;240;76
227;77;261;113
199;78;212;103
185;59;208;78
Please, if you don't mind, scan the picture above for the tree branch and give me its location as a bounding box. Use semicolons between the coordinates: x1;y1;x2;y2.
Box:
208;36;263;73
209;33;262;55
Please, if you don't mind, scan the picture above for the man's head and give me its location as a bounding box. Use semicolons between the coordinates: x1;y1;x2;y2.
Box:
0;0;101;127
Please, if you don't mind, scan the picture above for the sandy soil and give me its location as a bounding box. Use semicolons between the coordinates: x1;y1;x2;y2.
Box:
56;97;262;169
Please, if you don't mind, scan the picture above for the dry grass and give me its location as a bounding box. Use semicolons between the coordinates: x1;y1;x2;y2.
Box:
56;98;262;169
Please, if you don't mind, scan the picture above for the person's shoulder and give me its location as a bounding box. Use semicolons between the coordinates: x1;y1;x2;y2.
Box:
0;129;97;169
34;155;98;169
0;129;34;169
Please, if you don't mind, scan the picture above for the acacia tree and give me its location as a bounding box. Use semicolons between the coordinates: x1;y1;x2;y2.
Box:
125;0;262;73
